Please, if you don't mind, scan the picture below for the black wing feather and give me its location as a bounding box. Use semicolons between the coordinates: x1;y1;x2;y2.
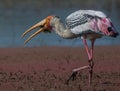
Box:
66;14;94;29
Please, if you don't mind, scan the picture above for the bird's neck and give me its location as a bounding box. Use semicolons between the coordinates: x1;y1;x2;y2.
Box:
53;19;75;39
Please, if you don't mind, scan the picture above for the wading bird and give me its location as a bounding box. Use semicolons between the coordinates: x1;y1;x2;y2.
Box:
22;10;119;86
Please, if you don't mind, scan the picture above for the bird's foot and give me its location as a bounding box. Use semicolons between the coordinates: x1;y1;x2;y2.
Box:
66;71;78;84
66;65;90;85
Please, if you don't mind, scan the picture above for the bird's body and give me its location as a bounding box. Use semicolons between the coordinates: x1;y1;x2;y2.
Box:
22;10;119;86
66;10;105;39
50;10;118;40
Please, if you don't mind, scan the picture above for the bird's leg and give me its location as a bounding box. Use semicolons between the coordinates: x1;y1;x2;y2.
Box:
84;39;95;86
88;39;95;86
88;59;94;87
66;65;90;84
66;38;95;85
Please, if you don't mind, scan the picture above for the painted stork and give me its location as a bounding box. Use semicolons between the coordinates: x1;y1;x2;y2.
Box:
21;10;119;86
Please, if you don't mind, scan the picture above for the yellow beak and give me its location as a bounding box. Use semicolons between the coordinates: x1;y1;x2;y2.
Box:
21;16;53;44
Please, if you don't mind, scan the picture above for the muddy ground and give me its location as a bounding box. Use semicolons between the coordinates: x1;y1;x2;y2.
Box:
0;46;120;91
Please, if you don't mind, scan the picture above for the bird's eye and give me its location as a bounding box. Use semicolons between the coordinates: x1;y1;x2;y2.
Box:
55;16;60;18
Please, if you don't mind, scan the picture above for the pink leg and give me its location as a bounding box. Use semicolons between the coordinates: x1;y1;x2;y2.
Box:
83;38;95;86
66;38;95;86
82;38;95;60
82;38;91;60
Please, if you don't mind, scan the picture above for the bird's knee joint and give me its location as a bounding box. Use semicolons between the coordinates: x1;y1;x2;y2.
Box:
88;60;94;68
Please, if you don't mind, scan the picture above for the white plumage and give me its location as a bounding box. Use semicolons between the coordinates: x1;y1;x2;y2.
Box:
66;10;106;37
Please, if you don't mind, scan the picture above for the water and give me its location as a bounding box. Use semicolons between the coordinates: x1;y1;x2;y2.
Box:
0;7;120;47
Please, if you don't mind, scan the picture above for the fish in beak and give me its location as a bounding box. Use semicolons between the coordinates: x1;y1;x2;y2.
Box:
21;16;53;44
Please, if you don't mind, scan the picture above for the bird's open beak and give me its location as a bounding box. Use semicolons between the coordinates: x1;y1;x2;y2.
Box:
21;16;53;44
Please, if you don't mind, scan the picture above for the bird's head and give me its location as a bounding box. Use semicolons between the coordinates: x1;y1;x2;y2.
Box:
21;15;55;44
97;17;119;37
